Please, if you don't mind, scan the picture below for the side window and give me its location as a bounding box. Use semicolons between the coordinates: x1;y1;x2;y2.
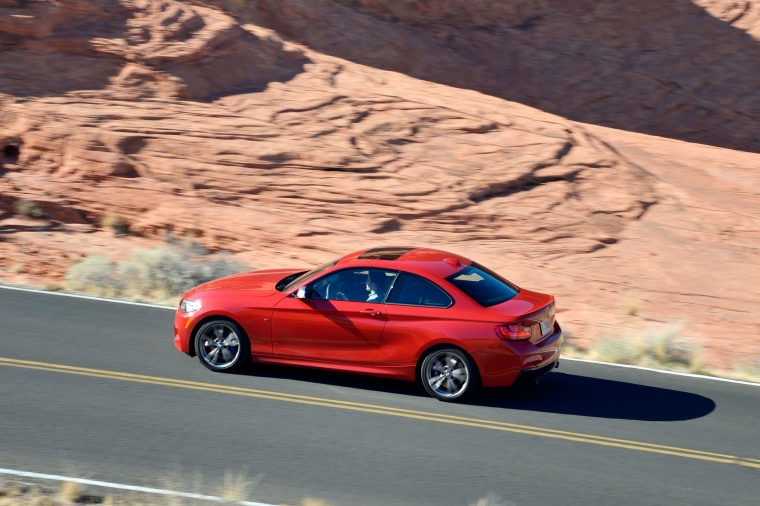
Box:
310;269;397;303
386;272;452;308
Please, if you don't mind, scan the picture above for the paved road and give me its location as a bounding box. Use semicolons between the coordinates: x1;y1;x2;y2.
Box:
0;286;758;505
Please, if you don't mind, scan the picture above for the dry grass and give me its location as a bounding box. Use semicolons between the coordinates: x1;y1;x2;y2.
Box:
622;289;642;317
0;479;517;506
0;465;282;506
469;495;517;506
0;480;337;505
558;289;760;383
58;481;82;502
561;320;760;383
0;482;527;506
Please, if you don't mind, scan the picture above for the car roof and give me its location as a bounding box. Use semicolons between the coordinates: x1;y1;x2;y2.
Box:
336;246;474;279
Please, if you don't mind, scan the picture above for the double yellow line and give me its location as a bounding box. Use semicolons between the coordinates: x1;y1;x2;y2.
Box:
1;356;758;469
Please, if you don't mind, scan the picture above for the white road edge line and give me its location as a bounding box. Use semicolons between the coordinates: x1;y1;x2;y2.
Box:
0;467;276;506
0;284;174;309
561;357;759;387
1;284;758;387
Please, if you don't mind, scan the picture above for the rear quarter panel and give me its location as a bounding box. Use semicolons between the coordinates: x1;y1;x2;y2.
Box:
379;304;521;382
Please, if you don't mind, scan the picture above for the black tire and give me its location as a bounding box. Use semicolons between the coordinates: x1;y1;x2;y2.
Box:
195;319;251;373
420;347;478;401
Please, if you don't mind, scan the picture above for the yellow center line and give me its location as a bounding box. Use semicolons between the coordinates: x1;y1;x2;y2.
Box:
1;357;757;469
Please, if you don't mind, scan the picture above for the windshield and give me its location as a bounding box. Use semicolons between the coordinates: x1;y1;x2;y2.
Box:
279;258;339;292
445;262;519;307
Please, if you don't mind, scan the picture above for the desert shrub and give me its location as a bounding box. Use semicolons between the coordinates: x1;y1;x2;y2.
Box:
100;211;129;236
200;252;245;280
64;255;122;296
183;239;210;256
119;247;195;296
590;335;639;364
182;230;210;256
623;290;642;316
120;247;246;296
14;198;44;218
576;320;700;371
66;246;248;300
639;321;697;367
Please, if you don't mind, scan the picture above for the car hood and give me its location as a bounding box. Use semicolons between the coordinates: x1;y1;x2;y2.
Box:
193;268;304;296
486;288;554;319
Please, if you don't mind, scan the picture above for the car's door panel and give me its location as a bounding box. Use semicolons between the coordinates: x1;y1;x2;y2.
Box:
271;297;387;364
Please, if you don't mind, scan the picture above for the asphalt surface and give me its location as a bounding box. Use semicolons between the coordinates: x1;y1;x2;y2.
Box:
0;286;758;505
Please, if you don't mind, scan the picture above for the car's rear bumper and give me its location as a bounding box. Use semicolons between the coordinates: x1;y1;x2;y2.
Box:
514;358;560;384
477;322;563;387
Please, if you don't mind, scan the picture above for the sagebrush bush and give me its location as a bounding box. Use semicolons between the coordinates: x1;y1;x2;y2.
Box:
65;247;248;299
64;255;122;296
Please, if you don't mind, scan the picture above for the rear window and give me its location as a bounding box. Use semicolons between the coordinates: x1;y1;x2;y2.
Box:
445;263;519;307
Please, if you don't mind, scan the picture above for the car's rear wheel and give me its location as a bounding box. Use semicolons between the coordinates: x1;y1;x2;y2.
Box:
195;319;250;373
420;348;478;401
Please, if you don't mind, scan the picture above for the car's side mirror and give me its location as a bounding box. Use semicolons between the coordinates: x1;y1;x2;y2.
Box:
295;286;308;299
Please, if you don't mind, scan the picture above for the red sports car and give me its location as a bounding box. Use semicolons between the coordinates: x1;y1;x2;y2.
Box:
173;247;562;401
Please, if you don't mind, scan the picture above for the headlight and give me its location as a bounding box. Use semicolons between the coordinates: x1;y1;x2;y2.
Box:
180;299;202;313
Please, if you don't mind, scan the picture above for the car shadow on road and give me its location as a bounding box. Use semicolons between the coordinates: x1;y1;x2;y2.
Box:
471;372;716;421
237;363;428;397
237;365;716;422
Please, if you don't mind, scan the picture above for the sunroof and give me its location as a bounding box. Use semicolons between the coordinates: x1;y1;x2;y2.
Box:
357;247;414;261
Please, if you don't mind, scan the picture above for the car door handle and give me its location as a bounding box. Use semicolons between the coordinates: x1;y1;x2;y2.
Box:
360;309;382;316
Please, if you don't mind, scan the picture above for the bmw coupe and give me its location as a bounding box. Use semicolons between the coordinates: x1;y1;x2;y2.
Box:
174;246;562;401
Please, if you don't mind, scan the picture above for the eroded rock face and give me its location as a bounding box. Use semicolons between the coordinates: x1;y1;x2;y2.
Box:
0;0;307;99
1;0;759;372
220;0;760;153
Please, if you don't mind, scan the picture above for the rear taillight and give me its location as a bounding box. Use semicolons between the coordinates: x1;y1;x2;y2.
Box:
495;323;533;341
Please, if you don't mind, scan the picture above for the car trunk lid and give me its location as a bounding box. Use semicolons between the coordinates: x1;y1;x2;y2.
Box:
489;288;556;343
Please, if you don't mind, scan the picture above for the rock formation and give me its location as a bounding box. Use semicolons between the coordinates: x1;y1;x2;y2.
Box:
217;0;760;152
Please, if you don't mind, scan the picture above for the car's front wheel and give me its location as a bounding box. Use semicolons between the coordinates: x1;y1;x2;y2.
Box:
420;348;478;401
195;319;250;373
